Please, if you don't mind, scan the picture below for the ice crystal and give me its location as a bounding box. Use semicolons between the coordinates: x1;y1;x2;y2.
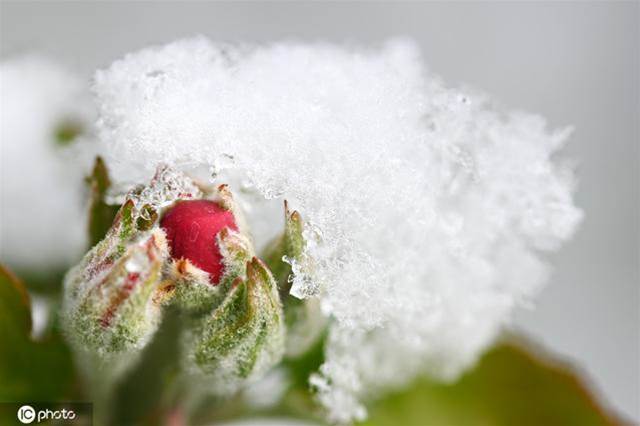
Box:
93;37;582;422
129;164;203;218
0;54;95;270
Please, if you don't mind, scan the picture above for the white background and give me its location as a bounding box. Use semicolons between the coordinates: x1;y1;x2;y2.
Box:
1;1;638;421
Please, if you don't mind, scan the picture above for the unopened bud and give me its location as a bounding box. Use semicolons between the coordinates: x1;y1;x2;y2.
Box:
63;164;286;390
189;257;285;389
64;227;167;355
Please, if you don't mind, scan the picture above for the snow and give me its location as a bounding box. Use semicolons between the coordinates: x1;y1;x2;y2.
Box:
93;37;582;422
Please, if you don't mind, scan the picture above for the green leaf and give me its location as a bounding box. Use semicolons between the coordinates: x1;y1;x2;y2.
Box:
87;156;120;247
364;339;624;426
0;264;31;338
0;264;75;403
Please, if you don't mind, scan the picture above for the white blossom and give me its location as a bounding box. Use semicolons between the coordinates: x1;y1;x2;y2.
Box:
0;54;94;271
93;37;582;422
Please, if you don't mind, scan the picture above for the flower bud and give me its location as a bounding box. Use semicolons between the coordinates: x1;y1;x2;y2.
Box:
63;215;168;356
161;185;255;314
160;199;237;285
63;164;286;390
188;257;285;390
166;224;255;314
63;166;194;356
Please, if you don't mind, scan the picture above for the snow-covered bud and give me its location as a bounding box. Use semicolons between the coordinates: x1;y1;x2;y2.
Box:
62;167;193;357
187;256;285;389
63;201;169;356
63;164;285;387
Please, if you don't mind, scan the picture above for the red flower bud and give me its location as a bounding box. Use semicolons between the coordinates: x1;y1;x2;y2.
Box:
160;199;237;285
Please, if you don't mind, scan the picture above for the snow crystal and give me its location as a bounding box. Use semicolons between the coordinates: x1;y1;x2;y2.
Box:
0;55;95;271
128;164;203;216
93;37;582;422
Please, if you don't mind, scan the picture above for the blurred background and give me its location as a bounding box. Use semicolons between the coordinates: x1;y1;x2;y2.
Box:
0;1;638;421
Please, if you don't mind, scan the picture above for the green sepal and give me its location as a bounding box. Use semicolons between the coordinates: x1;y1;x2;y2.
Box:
263;201;326;358
264;201;304;292
87;156;120;247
